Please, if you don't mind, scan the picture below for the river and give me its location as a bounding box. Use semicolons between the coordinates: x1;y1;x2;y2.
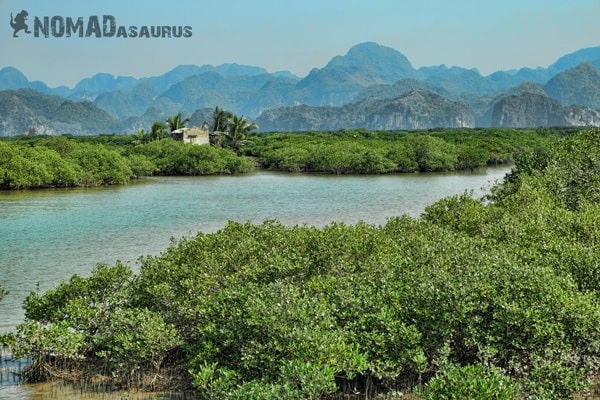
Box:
0;168;510;399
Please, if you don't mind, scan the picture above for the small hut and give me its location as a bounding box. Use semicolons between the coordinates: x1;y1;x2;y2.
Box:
171;125;210;145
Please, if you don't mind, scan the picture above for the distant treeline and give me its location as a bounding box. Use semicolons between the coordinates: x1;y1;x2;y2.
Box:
246;127;573;173
0;127;577;189
1;128;599;399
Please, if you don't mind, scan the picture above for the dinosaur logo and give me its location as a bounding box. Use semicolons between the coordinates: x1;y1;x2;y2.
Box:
7;11;192;39
10;10;31;37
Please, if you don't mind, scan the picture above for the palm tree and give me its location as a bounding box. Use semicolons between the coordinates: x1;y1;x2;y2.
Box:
211;107;232;133
223;114;258;153
165;113;190;133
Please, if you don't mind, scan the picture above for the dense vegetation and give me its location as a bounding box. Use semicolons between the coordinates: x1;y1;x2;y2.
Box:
246;127;564;173
0;135;253;189
1;128;599;399
0;109;264;189
1;127;566;189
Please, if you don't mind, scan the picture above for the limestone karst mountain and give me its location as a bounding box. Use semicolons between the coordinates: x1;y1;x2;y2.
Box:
1;43;599;135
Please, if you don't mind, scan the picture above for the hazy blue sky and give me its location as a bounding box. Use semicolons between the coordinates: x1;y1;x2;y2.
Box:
2;0;598;87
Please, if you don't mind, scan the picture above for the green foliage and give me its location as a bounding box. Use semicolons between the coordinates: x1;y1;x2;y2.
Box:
130;139;253;175
4;128;600;398
165;113;190;133
189;280;367;398
0;134;255;189
67;143;133;185
210;107;259;154
228;379;298;400
0;138;132;188
0;127;560;189
15;263;182;385
191;361;240;400
457;145;489;170
404;134;458;171
150;121;169;141
95;307;182;373
10;321;86;361
523;360;590;399
419;364;519;400
125;153;156;178
23;262;134;328
0;143;52;188
543;127;600;210
222;114;259;153
248;128;557;174
420;130;600;398
211;106;233;133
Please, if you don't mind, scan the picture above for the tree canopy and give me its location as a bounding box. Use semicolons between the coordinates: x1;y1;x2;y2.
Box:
165;113;190;133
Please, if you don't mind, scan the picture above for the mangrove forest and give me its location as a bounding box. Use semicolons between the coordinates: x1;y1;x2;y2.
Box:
0;126;576;190
0;127;599;399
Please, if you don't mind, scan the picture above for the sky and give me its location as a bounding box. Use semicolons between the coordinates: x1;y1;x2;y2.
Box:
1;0;598;88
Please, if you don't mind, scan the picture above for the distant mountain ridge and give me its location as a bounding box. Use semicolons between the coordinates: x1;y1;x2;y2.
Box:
0;42;599;135
548;47;600;73
256;90;474;131
543;63;600;109
0;89;115;136
492;92;600;128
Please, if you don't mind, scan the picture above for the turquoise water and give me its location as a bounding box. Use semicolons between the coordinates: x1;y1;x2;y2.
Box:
0;169;509;334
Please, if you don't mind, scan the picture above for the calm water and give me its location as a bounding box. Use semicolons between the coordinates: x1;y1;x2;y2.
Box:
0;169;509;399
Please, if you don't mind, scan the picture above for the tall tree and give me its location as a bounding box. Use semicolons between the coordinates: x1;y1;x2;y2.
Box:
211;107;232;133
223;114;258;153
166;113;190;133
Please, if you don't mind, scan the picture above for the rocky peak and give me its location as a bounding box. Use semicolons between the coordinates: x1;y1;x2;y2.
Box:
492;92;600;128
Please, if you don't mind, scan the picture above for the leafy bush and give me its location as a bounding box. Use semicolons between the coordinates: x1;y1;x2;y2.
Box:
404;134;458;171
0;135;255;189
419;364;519;400
0;138;132;188
67;143;133;185
130;139;254;175
126;153;156;177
